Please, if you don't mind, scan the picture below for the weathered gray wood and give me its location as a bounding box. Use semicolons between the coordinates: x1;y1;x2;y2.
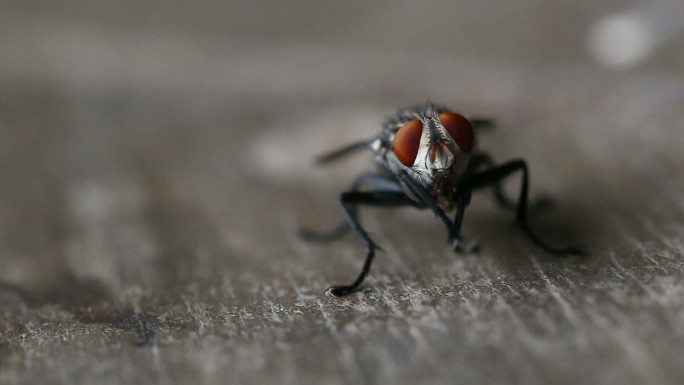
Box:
1;3;684;385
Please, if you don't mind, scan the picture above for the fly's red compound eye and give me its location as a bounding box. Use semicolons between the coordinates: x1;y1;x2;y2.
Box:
393;119;423;167
439;112;474;153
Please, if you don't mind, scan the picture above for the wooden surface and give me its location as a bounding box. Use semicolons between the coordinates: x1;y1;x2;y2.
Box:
1;2;684;384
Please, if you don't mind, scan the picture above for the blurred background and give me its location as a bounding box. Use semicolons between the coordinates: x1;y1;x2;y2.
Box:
1;1;684;385
3;0;684;97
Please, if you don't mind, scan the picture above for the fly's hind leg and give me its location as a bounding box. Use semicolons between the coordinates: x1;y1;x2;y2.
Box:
468;153;553;212
461;159;585;256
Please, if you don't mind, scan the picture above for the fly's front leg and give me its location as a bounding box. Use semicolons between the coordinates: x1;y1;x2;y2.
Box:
451;192;479;253
461;159;585;256
327;190;417;297
397;171;474;253
300;172;401;242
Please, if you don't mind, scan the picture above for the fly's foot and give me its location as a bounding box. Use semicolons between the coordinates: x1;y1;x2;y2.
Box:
326;285;359;297
450;235;479;253
547;245;587;257
519;223;588;256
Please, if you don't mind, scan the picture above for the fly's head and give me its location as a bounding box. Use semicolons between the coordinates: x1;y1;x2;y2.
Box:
392;107;475;206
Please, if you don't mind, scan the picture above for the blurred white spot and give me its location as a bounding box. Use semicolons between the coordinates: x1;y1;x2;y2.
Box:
588;1;684;69
588;13;655;68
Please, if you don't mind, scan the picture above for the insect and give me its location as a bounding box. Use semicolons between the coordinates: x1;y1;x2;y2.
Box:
303;103;584;297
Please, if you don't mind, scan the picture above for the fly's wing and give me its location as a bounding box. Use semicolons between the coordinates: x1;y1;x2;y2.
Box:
315;139;376;165
469;118;496;132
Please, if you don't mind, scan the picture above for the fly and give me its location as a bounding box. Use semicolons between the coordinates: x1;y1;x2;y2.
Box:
302;103;585;297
